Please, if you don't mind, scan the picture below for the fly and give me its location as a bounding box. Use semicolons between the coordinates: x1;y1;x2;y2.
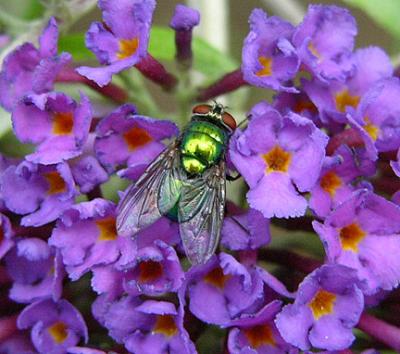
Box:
116;102;237;265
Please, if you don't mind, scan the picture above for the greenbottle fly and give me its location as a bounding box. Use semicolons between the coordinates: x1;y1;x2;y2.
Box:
116;102;237;264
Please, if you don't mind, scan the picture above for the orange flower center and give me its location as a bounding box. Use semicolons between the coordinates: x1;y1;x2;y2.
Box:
308;42;321;59
262;145;291;173
153;315;178;337
320;171;342;196
339;223;366;252
48;321;68;343
138;260;163;283
204;267;229;289
117;37;140;60
52;112;74;135
363;117;379;141
309;290;336;320
44;171;66;195
123;126;152;151
293;99;318;114
96;217;118;241
256;56;273;77
244;324;275;348
335;90;360;113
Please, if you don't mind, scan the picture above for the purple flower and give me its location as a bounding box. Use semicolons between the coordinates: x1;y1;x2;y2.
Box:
184;253;267;326
91;264;125;300
17;298;88;354
70;155;109;194
303;46;393;124
170;4;200;30
273;90;319;124
68;347;108;354
228;300;297;354
5;238;64;303
221;208;270;251
1;161;76;226
170;4;200;66
230;102;328;218
0;18;71;111
76;0;156;87
0;213;14;260
242;9;299;93
309;145;375;218
123;240;184;296
94;104;178;174
49;198;136;280
12;92;92;165
92;295;196;353
349;78;400;155
275;264;364;351
313;190;400;295
293;5;357;82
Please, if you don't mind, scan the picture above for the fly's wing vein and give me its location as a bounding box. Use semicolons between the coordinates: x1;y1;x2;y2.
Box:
116;141;181;238
178;159;226;265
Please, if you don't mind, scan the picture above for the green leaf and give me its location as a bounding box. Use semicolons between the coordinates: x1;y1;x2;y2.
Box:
342;0;400;39
58;33;95;61
149;26;238;78
0;107;12;138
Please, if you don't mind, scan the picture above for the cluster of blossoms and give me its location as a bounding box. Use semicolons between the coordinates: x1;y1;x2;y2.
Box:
1;1;400;353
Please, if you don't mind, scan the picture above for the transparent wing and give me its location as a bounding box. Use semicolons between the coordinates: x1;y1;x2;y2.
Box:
117;141;182;238
178;159;226;265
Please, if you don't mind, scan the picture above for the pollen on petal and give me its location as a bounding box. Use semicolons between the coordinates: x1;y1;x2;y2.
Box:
48;321;68;344
138;260;163;283
308;41;321;60
204;267;229;289
335;89;360;113
96;217;118;241
117;37;140;60
52;112;74;135
320;171;342;196
363;117;379;141
256;56;273;77
123;126;152;151
153;315;178;337
339;222;366;252
309;289;336;320
44;171;67;195
262;145;292;173
244;324;275;348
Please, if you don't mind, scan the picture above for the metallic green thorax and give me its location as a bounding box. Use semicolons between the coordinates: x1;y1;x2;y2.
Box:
180;119;228;175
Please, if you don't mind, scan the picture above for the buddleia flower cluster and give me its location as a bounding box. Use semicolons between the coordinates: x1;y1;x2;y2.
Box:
0;1;400;353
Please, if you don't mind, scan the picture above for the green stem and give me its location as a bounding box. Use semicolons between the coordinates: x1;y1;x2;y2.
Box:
175;71;196;127
119;71;160;117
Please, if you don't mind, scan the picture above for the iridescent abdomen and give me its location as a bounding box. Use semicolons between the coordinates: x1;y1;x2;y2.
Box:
180;121;227;175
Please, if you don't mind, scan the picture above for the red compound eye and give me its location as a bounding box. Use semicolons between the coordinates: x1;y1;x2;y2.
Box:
222;111;237;130
192;104;212;115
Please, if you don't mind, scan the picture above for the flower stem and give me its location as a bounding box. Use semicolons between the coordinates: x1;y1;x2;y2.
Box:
357;313;400;352
135;54;178;91
0;315;17;342
196;69;247;102
57;67;128;104
119;71;160;117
